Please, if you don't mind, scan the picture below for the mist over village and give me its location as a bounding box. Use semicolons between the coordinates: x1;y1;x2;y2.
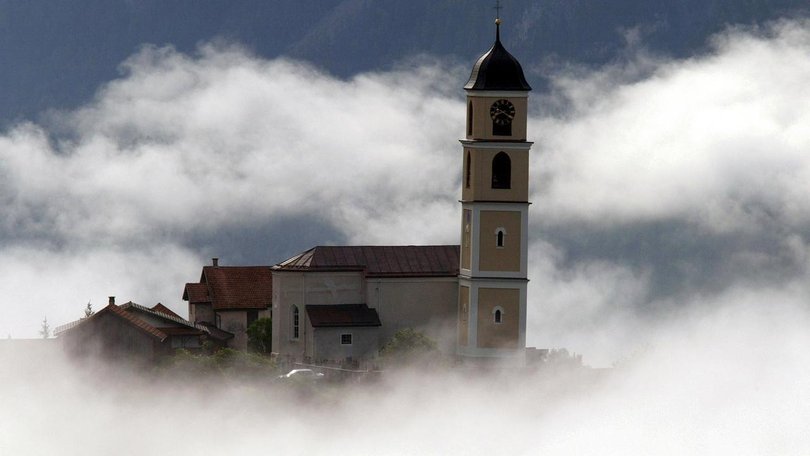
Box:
3;2;810;454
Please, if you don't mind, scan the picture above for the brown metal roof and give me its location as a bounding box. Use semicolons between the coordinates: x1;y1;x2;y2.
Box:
306;304;382;328
182;283;210;303
200;266;273;311
275;245;459;278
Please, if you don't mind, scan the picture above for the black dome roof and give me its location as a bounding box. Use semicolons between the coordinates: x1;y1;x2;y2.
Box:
464;24;531;92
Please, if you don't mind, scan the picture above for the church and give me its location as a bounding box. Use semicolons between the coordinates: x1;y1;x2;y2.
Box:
183;18;533;366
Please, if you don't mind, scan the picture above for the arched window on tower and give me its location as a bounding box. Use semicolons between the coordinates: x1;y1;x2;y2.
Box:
291;305;300;340
467;101;473;137
495;227;506;248
465;151;471;188
493;306;504;324
491;152;511;189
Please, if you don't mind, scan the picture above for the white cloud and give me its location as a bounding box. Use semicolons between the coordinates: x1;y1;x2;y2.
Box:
534;20;810;233
0;44;467;337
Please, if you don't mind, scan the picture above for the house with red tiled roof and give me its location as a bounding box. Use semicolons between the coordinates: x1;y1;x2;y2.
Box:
54;297;228;364
270;245;459;365
182;259;272;351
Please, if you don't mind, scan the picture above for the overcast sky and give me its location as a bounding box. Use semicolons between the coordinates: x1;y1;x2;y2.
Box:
2;19;810;366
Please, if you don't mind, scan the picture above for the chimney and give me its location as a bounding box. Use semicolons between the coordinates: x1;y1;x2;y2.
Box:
109;296;115;306
212;257;219;267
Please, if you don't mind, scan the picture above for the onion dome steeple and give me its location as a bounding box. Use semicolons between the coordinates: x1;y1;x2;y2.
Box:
464;18;532;91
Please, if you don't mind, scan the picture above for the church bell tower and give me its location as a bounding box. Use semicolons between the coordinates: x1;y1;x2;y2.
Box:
457;17;531;364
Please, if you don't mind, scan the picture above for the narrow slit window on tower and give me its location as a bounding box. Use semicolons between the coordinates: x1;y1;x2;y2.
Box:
467;101;473;136
496;228;506;248
491;152;511;189
292;305;300;340
465;151;471;188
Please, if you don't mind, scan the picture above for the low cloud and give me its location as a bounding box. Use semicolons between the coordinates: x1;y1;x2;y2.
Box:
2;296;810;454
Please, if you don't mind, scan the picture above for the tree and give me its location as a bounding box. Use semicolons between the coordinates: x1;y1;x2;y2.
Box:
83;301;94;319
379;328;438;366
39;316;50;339
246;317;272;354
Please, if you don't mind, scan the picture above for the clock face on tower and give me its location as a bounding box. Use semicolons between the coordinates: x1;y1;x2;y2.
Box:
490;99;515;126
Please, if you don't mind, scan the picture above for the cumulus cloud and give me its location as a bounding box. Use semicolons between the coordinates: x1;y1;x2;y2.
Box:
0;44;466;337
527;19;810;364
534;20;810;230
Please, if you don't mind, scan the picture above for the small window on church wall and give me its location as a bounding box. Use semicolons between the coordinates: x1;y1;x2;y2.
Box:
467;101;473;137
495;228;506;248
465;151;471;188
492;152;511;189
292;305;300;339
341;333;353;345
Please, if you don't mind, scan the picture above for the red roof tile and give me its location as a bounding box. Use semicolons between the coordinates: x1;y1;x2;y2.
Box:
120;301;202;330
102;304;169;341
55;302;214;342
56;303;168;340
182;283;210;303
201;266;273;311
275;245;459;278
151;303;182;319
306;304;382;328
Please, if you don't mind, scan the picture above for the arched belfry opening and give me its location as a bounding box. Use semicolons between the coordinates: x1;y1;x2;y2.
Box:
491;152;511;189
